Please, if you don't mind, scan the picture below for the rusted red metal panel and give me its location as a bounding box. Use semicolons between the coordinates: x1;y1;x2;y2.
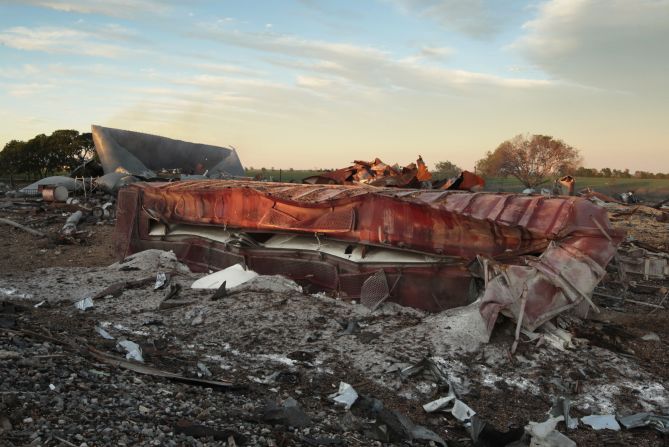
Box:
114;180;623;329
134;180;618;258
114;187;140;259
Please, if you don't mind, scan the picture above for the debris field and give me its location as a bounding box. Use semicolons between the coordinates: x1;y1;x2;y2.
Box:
0;128;668;446
1;192;668;447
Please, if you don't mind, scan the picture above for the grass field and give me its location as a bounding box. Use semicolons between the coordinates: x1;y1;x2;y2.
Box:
244;169;669;201
484;176;669;200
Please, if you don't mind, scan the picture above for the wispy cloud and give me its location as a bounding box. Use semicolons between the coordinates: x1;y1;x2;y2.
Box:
296;75;334;89
418;46;455;60
192;62;266;77
190;25;552;94
9;0;172;18
5;82;54;97
387;0;501;38
0;26;135;58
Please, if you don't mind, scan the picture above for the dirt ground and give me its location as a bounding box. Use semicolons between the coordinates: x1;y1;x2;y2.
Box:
1;195;668;446
0;202;116;273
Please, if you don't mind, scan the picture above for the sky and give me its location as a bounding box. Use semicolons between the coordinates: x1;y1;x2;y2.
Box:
0;0;667;171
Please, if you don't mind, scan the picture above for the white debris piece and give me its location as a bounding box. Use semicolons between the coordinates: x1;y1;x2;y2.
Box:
191;264;259;290
117;340;143;362
0;287;33;299
328;382;358;410
197;362;212;377
641;333;660;342
61;211;83;236
581;415;620;431
423;395;456;413
95;326;114;340
154;272;169;290
451;399;476;422
541;324;575;351
74;297;94;311
526;416;576;447
528;417;560;438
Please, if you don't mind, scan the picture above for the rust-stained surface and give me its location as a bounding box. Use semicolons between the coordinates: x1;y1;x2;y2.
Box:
303;156;485;192
433;170;485;192
303;156;435;188
114;180;623;330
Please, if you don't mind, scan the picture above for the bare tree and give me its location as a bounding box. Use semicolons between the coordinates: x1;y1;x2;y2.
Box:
476;134;581;188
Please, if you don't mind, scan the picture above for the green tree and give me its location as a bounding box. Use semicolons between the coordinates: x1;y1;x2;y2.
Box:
44;129;80;174
476;134;581;188
433;160;461;179
22;133;49;177
575;167;599;177
0;140;27;185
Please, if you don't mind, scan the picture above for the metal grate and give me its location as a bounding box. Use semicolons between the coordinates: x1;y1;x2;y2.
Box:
360;269;390;311
310;208;355;232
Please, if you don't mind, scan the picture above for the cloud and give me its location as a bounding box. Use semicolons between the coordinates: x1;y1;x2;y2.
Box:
9;0;172;18
191;62;266;77
190;25;552;94
0;26;134;58
5;82;54;97
418;46;455;60
401;46;456;64
514;0;669;94
296;75;333;89
388;0;501;38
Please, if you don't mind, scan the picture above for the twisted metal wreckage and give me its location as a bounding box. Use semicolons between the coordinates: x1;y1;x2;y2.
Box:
113;180;623;334
99;125;624;335
91;125;245;192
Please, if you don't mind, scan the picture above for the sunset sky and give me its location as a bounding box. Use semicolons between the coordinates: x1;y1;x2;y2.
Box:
1;0;667;171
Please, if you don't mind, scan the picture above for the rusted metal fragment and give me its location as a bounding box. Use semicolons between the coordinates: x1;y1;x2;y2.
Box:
303;156;432;188
617;243;669;280
302;157;484;191
433;171;485;192
114;180;622;327
580;189;623;205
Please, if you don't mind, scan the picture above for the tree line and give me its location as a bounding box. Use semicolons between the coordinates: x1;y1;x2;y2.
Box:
2;130;667;188
0;130;97;180
571;167;669;179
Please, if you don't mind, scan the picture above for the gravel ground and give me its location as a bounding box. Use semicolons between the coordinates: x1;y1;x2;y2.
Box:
1;197;668;446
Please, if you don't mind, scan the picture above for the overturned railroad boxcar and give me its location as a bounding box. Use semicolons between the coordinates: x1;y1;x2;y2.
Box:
114;180;623;331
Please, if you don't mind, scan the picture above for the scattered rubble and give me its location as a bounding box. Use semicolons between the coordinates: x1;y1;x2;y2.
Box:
302;155;484;191
1;159;668;446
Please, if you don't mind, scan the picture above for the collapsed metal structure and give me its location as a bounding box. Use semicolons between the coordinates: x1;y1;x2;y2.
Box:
91;125;245;192
302;156;485;192
114;180;623;331
302;156;433;188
